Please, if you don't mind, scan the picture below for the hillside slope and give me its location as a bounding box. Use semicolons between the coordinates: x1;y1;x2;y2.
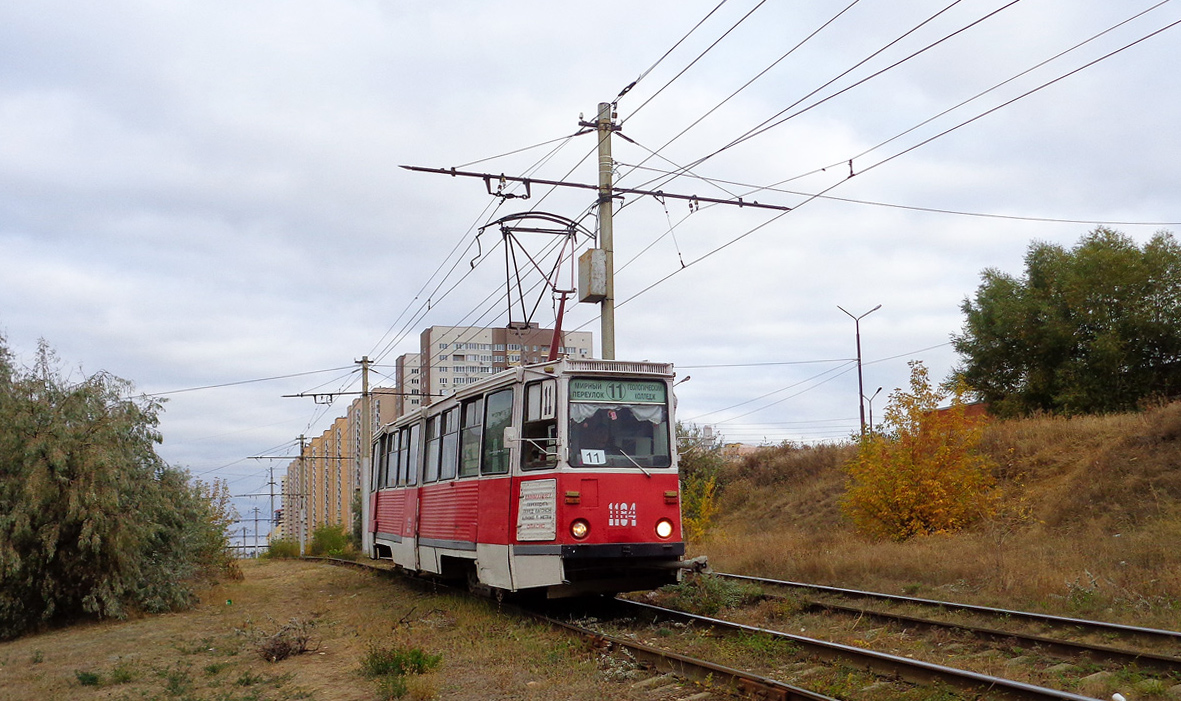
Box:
701;402;1181;630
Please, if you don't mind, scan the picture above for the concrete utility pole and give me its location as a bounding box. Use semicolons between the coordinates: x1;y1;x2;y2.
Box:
298;434;307;556
358;356;372;556
838;304;881;437
596;101;616;360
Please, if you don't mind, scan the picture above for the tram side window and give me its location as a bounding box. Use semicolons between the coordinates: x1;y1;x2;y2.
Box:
384;431;399;487
406;422;421;486
522;380;557;470
424;416;441;483
372;434;387;489
440;407;459;480
458;397;483;477
481;388;513;475
396;426;410;486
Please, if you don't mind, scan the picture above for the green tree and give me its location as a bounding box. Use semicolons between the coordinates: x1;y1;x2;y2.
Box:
953;227;1181;416
842;362;994;541
0;338;238;638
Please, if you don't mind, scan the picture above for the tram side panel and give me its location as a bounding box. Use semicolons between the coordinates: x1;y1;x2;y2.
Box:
416;480;479;574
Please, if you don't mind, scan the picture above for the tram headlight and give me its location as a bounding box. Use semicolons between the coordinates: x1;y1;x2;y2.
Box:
655;519;674;539
570;519;590;539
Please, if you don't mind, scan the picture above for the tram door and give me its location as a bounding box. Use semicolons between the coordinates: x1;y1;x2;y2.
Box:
403;421;422;569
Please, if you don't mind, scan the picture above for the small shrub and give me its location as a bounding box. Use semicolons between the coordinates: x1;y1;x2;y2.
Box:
309;524;352;557
649;572;763;616
376;674;409;700
75;670;101;686
360;645;441;678
264;538;301;559
842;362;995;541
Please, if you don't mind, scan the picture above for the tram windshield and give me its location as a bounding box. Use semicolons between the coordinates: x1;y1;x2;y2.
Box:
568;378;672;468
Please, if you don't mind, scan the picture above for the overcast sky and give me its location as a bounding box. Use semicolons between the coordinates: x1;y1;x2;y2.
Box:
3;0;1179;530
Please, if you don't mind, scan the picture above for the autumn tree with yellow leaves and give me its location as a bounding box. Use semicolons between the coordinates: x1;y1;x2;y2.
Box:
842;361;995;541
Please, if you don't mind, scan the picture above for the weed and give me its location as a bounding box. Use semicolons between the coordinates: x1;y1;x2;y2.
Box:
75;670;101;686
375;674;409;700
360;644;441;677
158;661;194;696
109;659;137;684
361;643;442;700
204;661;233;675
235;670;266;686
30;650;43;664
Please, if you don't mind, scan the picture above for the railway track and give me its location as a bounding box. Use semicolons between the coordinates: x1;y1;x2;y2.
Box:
718;572;1181;650
308;557;1127;699
601;597;1103;701
306;557;833;700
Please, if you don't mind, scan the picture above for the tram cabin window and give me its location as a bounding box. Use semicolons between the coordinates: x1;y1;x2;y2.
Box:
568;379;672;468
522;380;558;469
459;397;483;477
481;388;513;475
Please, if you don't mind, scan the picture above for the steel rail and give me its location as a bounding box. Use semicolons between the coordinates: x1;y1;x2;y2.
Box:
537;613;840;701
718;572;1181;646
613;598;1102;701
802;598;1181;675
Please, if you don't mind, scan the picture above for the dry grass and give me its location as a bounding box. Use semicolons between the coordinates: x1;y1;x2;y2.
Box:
703;405;1181;630
0;559;684;700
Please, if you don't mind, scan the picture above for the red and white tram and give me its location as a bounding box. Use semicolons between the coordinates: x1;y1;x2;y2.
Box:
363;358;687;597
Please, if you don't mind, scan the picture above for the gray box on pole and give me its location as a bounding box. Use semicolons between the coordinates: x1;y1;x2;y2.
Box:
578;248;607;303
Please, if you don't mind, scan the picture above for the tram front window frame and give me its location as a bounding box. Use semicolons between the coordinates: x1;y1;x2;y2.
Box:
567;377;672;469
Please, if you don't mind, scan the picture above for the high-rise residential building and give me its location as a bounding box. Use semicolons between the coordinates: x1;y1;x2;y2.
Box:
393;352;422;418
418;323;593;407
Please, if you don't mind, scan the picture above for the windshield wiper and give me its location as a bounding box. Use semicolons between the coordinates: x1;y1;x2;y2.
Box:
618;449;651;478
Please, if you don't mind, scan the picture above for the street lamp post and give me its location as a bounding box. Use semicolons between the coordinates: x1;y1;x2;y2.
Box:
865;386;883;434
838;304;882;437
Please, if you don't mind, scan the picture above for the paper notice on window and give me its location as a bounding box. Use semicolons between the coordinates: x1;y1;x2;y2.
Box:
580;449;606;465
516;478;557;541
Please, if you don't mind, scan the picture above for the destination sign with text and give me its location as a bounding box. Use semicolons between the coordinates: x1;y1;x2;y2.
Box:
569;379;666;404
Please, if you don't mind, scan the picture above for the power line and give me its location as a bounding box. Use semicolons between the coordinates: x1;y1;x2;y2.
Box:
622;0;769;123
615;161;1181;227
616;0;731;102
139;366;355;398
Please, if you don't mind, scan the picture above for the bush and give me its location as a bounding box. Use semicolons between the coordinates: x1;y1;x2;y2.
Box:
264;538;302;559
308;524;353;557
677;423;725;542
841;361;995;541
361;644;441;700
0;338;238;638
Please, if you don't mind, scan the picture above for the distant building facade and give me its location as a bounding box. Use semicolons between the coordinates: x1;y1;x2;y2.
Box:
418;324;592;407
393;353;422;417
281;386;400;550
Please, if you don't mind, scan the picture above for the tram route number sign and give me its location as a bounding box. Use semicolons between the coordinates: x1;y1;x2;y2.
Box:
569;379;666;404
516;478;557;541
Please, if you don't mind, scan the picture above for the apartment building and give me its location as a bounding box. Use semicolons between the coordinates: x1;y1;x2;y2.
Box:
392;352;422;418
281;386;401;549
418;323;593;407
